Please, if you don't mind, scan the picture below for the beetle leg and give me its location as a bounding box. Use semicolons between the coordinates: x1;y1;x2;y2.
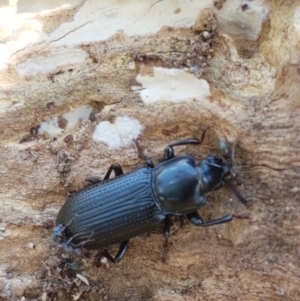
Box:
133;138;155;168
104;163;124;180
70;231;95;248
52;217;76;243
162;215;171;263
65;233;82;245
102;240;129;263
85;164;124;184
164;139;201;160
187;211;233;226
85;176;102;184
164;127;208;160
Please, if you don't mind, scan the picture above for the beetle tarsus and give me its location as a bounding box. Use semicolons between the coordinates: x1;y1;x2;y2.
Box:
233;213;251;219
133;138;155;168
85;176;102;184
162;215;171;263
69;231;95;248
186;211;233;226
86;163;123;184
102;240;129;263
104;163;124;180
163;127;208;160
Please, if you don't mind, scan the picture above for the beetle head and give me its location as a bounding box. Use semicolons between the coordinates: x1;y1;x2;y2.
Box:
198;140;250;205
198;155;233;193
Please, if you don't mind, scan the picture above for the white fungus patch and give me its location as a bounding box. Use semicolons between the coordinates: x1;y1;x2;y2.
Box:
16;48;88;76
38;116;62;136
93;116;144;150
294;6;300;36
38;105;92;136
63;105;92;128
135;67;210;105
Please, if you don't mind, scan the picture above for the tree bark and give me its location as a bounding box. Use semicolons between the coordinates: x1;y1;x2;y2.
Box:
0;0;299;300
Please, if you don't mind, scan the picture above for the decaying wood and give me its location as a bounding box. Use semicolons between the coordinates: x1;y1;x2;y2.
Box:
0;1;299;300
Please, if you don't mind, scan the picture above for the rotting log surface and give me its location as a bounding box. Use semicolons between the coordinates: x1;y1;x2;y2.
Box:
0;1;300;300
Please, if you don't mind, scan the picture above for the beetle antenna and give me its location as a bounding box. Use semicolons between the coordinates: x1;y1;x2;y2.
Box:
230;184;250;206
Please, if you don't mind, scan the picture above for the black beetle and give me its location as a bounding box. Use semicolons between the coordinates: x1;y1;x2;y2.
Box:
52;129;249;263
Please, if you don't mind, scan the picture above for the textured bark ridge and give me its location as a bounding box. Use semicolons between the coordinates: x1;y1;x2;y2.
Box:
0;1;299;300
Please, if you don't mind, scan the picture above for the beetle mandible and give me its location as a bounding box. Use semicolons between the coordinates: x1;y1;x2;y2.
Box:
52;128;249;263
